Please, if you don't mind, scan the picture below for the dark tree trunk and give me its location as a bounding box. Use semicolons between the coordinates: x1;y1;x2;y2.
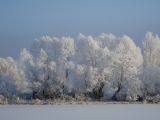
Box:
111;83;122;100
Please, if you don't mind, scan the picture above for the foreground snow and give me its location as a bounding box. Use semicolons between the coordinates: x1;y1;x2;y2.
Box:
0;104;159;120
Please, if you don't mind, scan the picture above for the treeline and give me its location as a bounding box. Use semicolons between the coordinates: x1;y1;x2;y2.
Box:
0;32;160;102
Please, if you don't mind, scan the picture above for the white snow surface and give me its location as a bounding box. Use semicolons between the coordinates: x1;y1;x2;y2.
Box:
0;104;159;120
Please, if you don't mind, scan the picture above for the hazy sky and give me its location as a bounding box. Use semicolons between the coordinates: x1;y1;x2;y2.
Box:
0;0;160;58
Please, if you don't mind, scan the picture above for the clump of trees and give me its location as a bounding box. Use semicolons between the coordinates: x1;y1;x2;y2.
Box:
0;32;160;102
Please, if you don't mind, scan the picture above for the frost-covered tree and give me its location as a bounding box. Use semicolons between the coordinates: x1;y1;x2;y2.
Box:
142;32;160;96
31;49;61;99
103;35;143;101
0;57;28;97
69;34;112;98
20;36;75;99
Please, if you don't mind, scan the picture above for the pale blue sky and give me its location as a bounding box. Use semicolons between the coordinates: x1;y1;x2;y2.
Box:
0;0;160;57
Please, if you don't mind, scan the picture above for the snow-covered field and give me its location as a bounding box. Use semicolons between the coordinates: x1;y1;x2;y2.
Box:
0;104;159;120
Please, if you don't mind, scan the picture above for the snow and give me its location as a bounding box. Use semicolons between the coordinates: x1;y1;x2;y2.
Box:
0;104;159;120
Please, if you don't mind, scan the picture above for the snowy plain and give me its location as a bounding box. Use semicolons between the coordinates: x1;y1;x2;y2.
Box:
0;104;159;120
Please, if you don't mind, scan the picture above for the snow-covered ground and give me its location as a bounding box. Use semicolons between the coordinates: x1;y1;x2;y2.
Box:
0;104;159;120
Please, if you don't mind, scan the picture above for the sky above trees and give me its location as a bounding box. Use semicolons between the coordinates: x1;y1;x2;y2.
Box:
0;0;160;57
